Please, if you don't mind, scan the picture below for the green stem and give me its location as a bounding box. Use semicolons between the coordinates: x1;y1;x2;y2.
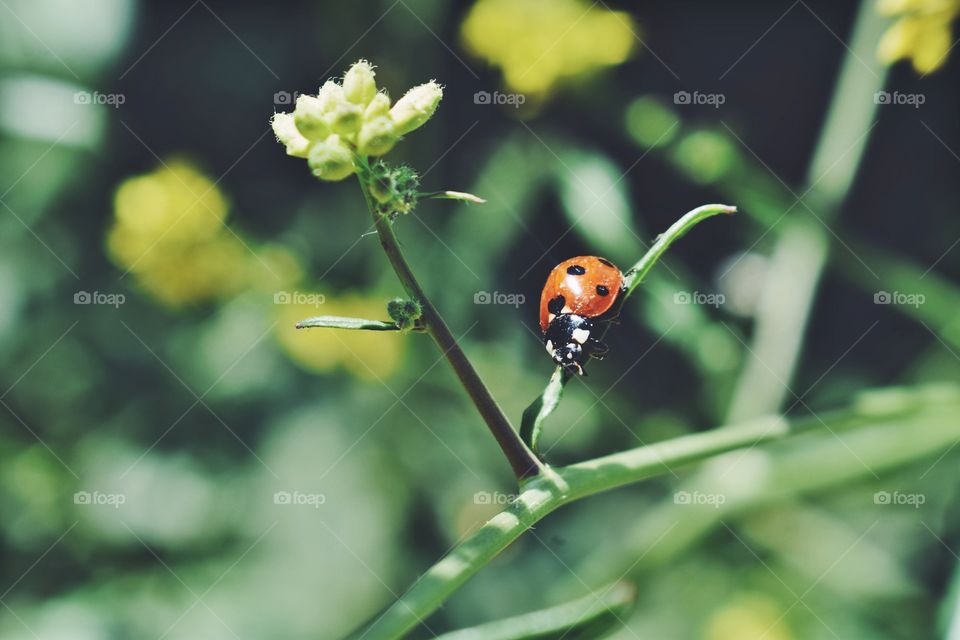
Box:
724;0;888;421
355;169;545;482
352;382;960;638
350;413;789;639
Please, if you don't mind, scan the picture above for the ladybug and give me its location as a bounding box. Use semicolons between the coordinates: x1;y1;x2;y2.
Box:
539;256;624;375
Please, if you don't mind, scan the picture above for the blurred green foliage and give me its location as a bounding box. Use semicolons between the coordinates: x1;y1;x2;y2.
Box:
1;0;960;639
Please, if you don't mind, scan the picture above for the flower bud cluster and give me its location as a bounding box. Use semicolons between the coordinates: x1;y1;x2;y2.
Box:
271;60;443;181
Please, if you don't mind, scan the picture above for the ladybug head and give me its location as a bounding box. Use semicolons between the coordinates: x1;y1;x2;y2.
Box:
543;313;596;376
551;340;586;376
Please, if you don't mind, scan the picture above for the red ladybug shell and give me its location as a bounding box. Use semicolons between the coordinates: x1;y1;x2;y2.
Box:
539;256;624;332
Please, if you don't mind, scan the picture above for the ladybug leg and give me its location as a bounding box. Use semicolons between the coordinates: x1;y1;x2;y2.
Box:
585;336;608;360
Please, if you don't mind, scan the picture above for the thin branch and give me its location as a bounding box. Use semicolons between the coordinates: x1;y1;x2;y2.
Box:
356;166;546;482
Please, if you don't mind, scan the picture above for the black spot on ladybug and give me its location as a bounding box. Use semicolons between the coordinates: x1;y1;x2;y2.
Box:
566;265;586;276
597;258;615;268
595;285;610;296
547;295;566;314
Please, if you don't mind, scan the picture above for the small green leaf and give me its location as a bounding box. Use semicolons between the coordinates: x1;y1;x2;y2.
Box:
296;316;409;331
622;203;736;295
520;367;568;454
434;581;637;640
423;190;487;204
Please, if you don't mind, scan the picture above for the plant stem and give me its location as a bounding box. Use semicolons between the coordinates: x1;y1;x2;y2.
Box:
356;170;545;481
725;0;888;421
350;413;788;640
349;382;960;639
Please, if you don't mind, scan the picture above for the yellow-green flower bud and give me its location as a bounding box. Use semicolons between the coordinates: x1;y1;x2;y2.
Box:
387;297;422;332
343;60;377;106
364;92;391;119
271;112;310;158
368;176;394;204
307;135;355;181
293;95;330;141
317;80;345;113
328;102;364;138
357;116;397;156
390;81;443;136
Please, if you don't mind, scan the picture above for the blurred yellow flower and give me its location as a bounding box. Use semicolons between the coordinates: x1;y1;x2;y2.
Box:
106;160;253;307
704;595;792;640
461;0;637;98
877;0;960;73
107;161;403;380
274;294;403;380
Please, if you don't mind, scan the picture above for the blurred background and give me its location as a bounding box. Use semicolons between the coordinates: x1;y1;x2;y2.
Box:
2;0;960;637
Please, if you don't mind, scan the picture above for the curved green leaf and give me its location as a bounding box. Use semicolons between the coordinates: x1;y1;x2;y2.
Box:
434;582;637;640
520;367;567;454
